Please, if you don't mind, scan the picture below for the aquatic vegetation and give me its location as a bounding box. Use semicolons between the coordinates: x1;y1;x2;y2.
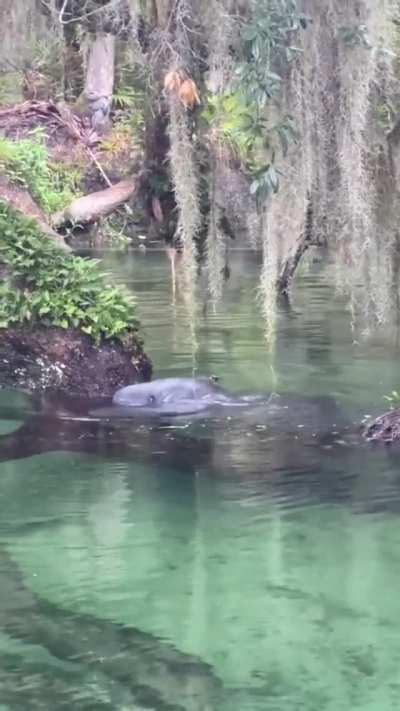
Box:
0;202;138;343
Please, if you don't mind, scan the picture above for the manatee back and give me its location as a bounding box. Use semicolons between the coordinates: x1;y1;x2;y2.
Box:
112;377;218;407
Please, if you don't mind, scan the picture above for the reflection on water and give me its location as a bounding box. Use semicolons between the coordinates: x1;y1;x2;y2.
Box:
1;251;400;709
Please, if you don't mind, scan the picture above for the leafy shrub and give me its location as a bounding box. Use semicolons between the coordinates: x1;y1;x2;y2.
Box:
30;38;66;97
236;0;306;106
0;202;139;343
202;91;297;204
112;51;146;135
203;0;304;205
0;131;81;214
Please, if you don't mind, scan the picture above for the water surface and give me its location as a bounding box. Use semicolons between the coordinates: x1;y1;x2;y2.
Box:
1;250;400;710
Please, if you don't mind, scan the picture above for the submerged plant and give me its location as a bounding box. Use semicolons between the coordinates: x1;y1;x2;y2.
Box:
0;203;138;343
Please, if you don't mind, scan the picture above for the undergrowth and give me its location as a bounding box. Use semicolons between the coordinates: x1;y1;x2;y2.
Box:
0;202;139;343
0;130;82;214
0;71;23;104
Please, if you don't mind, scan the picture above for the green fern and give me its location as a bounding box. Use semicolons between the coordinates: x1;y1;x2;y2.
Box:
0;202;139;344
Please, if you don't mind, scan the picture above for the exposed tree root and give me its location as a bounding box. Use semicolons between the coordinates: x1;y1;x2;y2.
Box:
276;236;311;295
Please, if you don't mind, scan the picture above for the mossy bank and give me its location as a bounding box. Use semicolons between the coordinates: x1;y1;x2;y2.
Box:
0;202;151;397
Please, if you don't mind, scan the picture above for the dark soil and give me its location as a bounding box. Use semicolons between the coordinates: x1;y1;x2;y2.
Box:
0;327;152;398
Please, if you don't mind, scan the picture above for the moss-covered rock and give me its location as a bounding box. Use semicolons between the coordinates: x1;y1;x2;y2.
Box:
0;201;139;342
0;327;151;398
0;196;152;397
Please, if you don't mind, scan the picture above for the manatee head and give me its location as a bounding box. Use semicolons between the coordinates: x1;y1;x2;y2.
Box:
113;380;162;408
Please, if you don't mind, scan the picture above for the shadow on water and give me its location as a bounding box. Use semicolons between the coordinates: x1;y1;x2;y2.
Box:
0;547;223;711
0;396;227;709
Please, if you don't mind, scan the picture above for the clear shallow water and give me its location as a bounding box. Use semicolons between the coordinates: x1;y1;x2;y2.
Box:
1;251;400;709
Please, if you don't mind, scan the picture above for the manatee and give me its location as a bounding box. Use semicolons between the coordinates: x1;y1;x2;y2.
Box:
111;376;265;416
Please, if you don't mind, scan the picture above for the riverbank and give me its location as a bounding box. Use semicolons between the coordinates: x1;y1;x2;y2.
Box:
0;326;151;398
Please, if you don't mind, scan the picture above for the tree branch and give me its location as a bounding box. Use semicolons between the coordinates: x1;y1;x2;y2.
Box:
57;0;122;25
52;178;139;227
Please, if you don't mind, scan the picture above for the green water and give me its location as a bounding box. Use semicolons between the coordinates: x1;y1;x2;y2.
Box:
1;250;400;710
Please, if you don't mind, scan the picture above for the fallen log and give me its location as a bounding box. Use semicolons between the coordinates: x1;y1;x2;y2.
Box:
0;178;70;251
52;178;138;227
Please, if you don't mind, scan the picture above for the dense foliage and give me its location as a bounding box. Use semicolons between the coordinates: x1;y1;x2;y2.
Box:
0;203;138;343
202;0;305;204
0;132;81;214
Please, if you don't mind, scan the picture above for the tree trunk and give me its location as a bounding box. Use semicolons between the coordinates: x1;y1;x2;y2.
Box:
276;199;314;295
0;178;70;251
52;178;138;227
63;20;83;101
84;32;115;133
154;0;173;28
